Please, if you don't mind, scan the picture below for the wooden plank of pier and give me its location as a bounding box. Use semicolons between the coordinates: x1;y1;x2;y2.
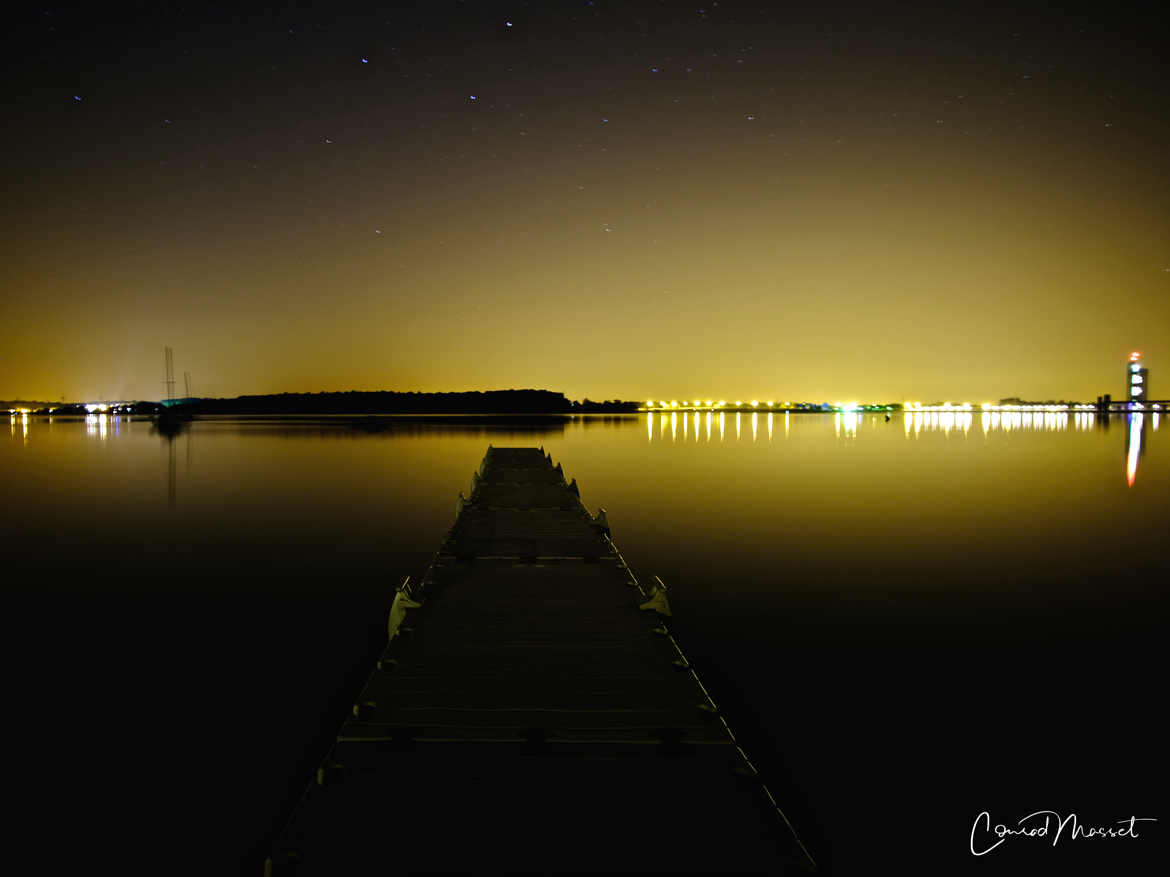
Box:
266;446;814;874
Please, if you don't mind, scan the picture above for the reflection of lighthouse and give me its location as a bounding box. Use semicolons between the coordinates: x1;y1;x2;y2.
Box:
1125;412;1146;487
1126;351;1148;406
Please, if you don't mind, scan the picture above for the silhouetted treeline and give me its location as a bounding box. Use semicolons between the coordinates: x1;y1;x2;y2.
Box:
997;397;1077;406
165;390;642;415
571;399;641;413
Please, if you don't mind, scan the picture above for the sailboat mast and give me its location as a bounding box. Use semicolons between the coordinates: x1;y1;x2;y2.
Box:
163;346;176;403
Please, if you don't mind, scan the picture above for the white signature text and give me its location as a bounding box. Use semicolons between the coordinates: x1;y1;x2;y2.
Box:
970;811;1157;856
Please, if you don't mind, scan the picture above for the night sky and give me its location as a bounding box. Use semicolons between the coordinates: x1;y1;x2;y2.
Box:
4;1;1167;403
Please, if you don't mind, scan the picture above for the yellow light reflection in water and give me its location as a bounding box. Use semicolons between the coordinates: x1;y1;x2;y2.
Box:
22;413;29;444
735;412;741;441
784;411;790;438
751;412;758;442
1126;413;1143;487
660;412;666;439
647;413;653;443
99;413;108;440
705;411;712;442
767;412;773;441
719;411;725;442
670;411;677;442
693;411;700;442
682;409;688;439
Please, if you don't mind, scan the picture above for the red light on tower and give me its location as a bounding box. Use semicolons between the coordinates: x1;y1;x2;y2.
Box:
1130;351;1141;362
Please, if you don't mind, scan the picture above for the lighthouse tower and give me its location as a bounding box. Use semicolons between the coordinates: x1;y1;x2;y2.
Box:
1127;351;1148;406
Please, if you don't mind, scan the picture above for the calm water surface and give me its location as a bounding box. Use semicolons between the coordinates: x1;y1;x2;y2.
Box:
4;412;1165;873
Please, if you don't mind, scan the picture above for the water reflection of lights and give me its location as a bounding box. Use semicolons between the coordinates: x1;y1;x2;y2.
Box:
901;409;1095;435
1126;413;1143;487
644;409;1132;444
84;413;110;439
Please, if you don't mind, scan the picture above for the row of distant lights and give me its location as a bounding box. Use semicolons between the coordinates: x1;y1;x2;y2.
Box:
908;402;1101;412
8;403;121;415
648;400;760;410
642;400;876;411
642;400;1162;414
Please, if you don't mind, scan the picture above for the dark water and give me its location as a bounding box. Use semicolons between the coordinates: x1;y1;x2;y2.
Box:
4;411;1165;874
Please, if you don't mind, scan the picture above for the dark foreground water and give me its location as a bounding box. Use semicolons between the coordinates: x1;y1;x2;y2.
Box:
3;411;1166;874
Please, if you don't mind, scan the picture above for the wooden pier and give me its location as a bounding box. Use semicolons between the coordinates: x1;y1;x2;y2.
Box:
266;447;815;874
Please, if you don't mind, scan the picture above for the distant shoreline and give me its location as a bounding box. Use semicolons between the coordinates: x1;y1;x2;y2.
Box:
5;389;642;417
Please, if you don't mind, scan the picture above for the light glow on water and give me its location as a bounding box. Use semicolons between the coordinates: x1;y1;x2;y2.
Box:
1127;414;1144;487
637;408;1156;498
638;409;1147;450
3;413;1163;613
